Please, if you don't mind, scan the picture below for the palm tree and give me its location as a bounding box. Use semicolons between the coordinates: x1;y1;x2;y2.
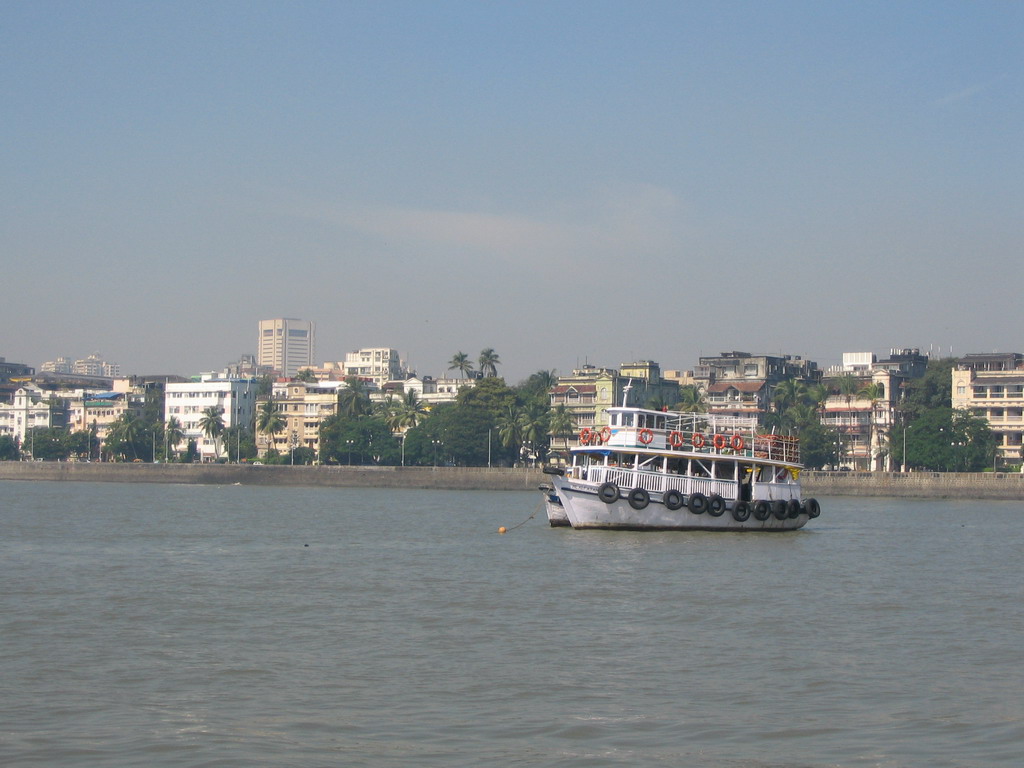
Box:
165;416;185;460
256;399;286;454
448;351;474;380
390;390;428;432
295;368;317;383
496;406;523;461
517;405;549;465
478;348;501;378
674;385;706;413
107;412;142;461
338;377;372;417
548;405;577;454
858;381;885;471
772;379;806;415
198;406;226;460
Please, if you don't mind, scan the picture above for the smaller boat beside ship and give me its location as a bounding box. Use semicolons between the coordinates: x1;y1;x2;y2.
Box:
541;396;820;532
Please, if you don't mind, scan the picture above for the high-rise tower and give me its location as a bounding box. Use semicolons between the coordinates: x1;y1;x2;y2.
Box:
257;318;315;377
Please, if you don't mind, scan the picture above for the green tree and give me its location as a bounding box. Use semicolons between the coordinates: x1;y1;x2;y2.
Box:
674;385;706;413
338;377;372;418
295;368;317;382
319;413;400;465
387;390;429;432
164;416;185;460
0;435;19;461
26;427;70;460
895;407;995;471
198;406;226;460
478;348;501;378
105;412;144;461
547;405;577;456
448;351;474;380
256;399;286;453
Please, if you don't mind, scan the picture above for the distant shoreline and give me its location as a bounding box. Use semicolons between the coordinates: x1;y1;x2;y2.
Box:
2;462;1022;500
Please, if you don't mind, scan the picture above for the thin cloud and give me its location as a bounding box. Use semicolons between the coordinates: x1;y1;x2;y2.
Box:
284;183;690;268
933;82;990;107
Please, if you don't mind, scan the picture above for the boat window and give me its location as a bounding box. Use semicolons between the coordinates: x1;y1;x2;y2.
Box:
622;414;634;427
656;416;666;430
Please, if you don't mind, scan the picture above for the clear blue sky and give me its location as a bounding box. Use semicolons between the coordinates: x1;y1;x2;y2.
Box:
3;1;1022;381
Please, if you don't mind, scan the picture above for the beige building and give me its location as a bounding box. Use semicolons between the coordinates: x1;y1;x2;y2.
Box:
952;353;1024;468
257;318;315;377
255;380;343;458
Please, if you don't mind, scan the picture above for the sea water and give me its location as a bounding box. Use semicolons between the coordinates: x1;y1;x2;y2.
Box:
1;480;1021;767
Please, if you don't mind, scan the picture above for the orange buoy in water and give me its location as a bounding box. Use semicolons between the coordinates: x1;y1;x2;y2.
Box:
498;526;507;534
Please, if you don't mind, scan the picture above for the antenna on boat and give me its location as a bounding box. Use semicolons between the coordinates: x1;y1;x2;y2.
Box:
622;380;633;407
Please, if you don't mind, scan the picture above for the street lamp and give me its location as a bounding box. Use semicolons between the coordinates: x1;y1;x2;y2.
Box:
902;424;911;473
345;439;354;465
432;439;441;468
290;431;297;465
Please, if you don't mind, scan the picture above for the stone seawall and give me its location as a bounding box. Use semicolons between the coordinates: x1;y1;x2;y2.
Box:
0;462;545;491
1;463;1022;500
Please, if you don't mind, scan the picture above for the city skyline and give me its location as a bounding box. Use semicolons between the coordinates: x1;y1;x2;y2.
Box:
4;2;1022;382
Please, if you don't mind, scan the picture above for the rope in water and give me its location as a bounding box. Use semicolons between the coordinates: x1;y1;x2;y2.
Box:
498;498;543;533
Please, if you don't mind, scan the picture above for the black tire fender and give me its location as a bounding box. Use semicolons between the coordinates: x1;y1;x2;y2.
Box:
787;498;802;518
598;482;619;504
752;500;771;521
707;494;726;517
628;487;650;510
805;498;821;518
772;500;789;520
732;500;751;522
663;489;685;511
687;492;708;515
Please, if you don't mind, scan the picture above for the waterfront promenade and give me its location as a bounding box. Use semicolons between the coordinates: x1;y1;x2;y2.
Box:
2;462;1023;500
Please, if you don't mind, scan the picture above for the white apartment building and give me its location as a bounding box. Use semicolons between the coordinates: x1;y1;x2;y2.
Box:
341;348;406;389
403;375;471;406
164;375;257;461
0;386;56;449
258;318;315;377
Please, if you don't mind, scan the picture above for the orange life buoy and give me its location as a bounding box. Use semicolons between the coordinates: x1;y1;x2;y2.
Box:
600;426;612;443
579;428;592;445
730;434;745;451
713;433;727;450
692;432;706;449
638;428;654;445
669;430;684;448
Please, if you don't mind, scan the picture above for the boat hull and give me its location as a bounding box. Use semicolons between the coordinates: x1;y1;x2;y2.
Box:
538;484;570;526
553;477;809;531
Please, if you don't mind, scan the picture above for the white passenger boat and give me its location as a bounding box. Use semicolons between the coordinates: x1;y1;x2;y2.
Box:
542;401;820;531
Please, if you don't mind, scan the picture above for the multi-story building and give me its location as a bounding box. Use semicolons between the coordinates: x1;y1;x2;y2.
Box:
952;352;1024;468
63;382;146;449
255;380;343;458
73;353;121;377
257;318;315;377
820;349;928;471
694;351;820;420
0;386;61;450
1;357;36;402
40;357;73;374
341;348;406;389
164;375;257;461
402;375;471;406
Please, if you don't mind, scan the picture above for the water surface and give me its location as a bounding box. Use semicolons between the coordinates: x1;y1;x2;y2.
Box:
1;481;1021;766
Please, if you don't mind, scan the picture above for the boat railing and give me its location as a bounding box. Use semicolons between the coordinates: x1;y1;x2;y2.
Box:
579;427;801;464
585;466;737;499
